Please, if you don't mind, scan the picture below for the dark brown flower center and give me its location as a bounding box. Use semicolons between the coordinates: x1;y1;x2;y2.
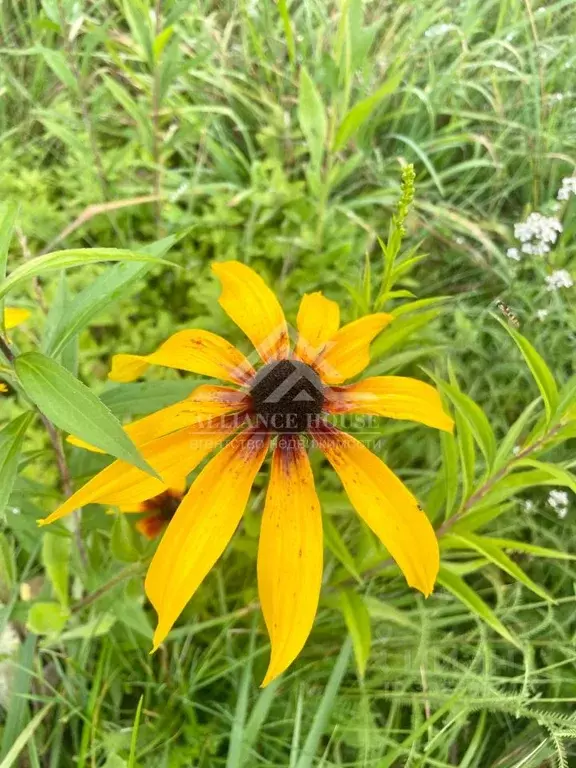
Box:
249;359;324;433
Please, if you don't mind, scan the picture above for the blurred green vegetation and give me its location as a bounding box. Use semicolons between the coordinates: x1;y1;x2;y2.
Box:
0;0;575;766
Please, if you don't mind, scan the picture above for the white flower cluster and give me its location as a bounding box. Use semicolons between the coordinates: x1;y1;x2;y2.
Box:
545;269;574;291
536;308;549;321
547;489;569;519
557;176;576;201
513;213;563;256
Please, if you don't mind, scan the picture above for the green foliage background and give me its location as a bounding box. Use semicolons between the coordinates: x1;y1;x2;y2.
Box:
0;0;575;765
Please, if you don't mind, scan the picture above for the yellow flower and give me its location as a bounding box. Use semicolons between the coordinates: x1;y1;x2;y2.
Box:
0;383;8;394
118;487;185;539
41;261;453;685
4;308;31;330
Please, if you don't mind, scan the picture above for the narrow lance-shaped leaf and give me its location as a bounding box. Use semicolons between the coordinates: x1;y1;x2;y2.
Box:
0;202;19;331
41;532;71;609
0;413;34;518
0;248;176;303
14;352;158;477
445;533;555;603
434;378;496;469
45;234;179;356
333;71;402;151
298;68;327;171
495;317;559;423
0;202;18;283
338;590;371;680
437;564;521;648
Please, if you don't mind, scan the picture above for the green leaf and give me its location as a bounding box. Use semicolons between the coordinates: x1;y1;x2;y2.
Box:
481;537;576;561
324;517;362;584
338;591;371;680
14;352;157;476
470;469;573;510
110;514;141;563
0;414;33;518
493;398;541;469
437;565;520;648
0;248;175;303
0;703;53;768
495;317;559;423
26;602;69;636
45;234;178;356
435;379;496;468
0;533;16;594
277;0;296;65
39;47;78;93
41;532;71;608
295;637;352;768
455;411;476;502
445;533;555;603
100;380;201;418
0;202;18;284
363;595;416;629
440;430;459;520
510;458;576;493
451;502;515;533
298;68;327;170
333;72;402;151
53;612;117;643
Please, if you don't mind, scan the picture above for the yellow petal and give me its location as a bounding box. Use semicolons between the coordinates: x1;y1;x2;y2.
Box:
4;308;31;330
39;415;244;526
108;330;255;385
212;261;289;362
311;422;439;596
294;292;340;366
258;437;323;686
325;376;454;432
315;313;393;384
68;385;248;452
146;427;271;648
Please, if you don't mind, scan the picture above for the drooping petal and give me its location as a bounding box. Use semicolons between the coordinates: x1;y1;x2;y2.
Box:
258;436;323;687
212;261;289;362
146;427;271;649
324;376;454;432
4;308;31;330
68;385;249;452
310;422;439;596
294;292;340;366
39;414;245;526
315;313;393;384
108;330;255;385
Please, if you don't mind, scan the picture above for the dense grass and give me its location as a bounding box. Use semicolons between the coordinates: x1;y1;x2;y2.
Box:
0;0;575;766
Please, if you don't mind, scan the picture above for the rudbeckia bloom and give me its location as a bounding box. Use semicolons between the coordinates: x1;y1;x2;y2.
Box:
41;262;453;685
119;487;185;539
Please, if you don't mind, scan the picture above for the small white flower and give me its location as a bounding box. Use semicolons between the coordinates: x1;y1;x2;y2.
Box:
506;247;521;261
547;489;569;518
512;445;521;455
536;309;549;321
424;23;454;38
557;176;576;201
522;499;535;513
10;507;20;516
549;93;564;104
545;269;574;291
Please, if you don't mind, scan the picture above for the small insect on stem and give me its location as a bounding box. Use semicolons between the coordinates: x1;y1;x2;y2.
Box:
496;300;520;328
